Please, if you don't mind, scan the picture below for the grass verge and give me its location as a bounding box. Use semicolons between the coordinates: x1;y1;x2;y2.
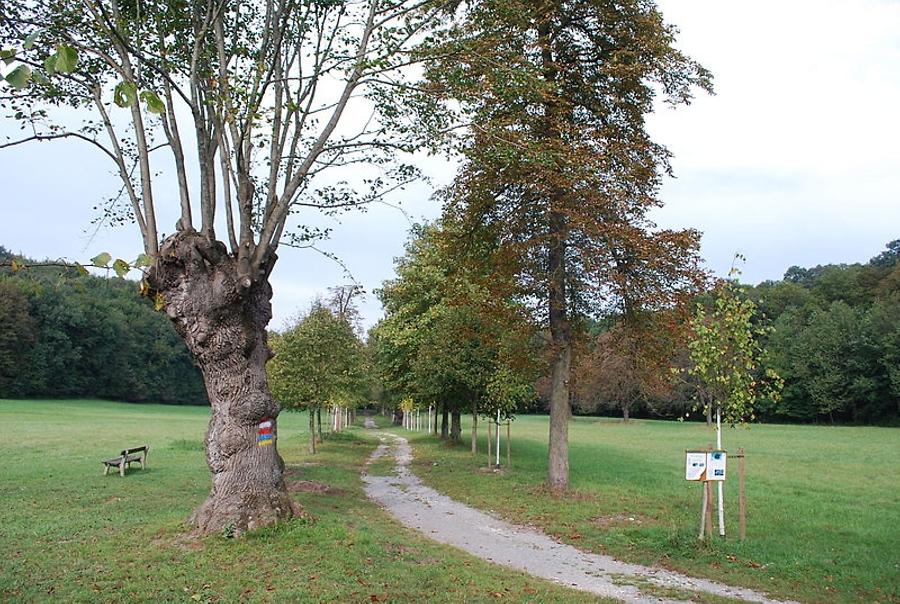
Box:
399;414;900;604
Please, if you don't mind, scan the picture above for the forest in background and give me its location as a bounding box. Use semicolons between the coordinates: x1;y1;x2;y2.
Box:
571;240;900;424
1;240;897;424
0;246;206;404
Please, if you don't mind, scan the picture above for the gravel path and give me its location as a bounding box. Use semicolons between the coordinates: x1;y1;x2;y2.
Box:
362;431;795;604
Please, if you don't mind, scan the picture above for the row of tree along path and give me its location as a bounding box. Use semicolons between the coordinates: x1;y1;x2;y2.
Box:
362;430;793;604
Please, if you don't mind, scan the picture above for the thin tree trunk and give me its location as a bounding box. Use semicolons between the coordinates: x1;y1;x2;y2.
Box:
316;407;323;442
450;409;461;443
471;400;478;454
152;232;296;536
308;408;316;454
440;406;449;439
623;404;630;422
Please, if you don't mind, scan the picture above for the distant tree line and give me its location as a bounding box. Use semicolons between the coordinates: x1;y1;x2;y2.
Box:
0;246;207;404
750;240;900;423
571;240;900;425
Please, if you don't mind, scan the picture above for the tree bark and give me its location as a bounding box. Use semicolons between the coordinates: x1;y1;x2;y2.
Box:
539;17;571;492
440;406;449;439
547;209;571;491
151;231;297;536
450;409;461;443
623;404;630;422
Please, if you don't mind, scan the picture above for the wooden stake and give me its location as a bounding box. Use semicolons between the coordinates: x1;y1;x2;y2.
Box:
486;418;493;469
705;481;714;540
698;481;708;540
738;447;747;541
506;421;511;469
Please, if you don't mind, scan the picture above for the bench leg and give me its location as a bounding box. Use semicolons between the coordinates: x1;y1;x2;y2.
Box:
119;461;125;477
104;465;110;476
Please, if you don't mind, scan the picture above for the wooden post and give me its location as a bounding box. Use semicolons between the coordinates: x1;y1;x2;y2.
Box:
698;481;707;540
486;418;493;469
506;421;511;469
705;481;714;540
738;447;747;541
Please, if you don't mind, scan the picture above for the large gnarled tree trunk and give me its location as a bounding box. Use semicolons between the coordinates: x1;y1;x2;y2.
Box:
152;232;297;535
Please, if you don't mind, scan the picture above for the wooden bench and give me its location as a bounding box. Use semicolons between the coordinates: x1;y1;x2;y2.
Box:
102;445;149;477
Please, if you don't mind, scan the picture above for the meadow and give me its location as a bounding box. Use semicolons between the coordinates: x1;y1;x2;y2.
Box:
402;414;900;603
2;399;897;603
0;399;598;603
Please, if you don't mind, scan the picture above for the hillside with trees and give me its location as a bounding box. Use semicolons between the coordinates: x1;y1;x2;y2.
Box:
0;246;206;404
750;240;900;423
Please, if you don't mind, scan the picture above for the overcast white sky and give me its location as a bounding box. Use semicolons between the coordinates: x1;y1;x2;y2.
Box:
1;0;898;331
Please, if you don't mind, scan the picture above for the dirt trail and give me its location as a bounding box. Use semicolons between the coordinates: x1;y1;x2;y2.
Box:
362;432;795;604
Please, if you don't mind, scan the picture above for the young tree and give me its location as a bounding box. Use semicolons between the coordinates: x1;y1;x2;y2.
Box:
428;0;710;489
268;301;368;452
1;0;442;533
686;277;782;427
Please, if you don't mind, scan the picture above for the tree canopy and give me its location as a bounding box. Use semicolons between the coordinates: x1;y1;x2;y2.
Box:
427;0;710;488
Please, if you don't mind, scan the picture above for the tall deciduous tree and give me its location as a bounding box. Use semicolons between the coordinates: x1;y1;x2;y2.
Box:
372;222;538;445
428;0;710;488
1;0;443;534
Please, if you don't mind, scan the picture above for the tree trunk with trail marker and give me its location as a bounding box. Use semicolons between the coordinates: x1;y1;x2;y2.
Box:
151;232;297;536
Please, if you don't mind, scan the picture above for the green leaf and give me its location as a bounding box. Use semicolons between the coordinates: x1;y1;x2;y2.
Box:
0;48;16;65
91;252;112;267
112;258;130;278
74;263;89;276
139;90;165;114
54;44;77;73
23;30;42;50
4;65;31;89
133;253;153;268
43;54;57;74
114;81;137;108
32;70;49;85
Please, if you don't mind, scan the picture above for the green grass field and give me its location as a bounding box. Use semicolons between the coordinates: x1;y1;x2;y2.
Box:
2;400;897;603
0;399;599;603
401;415;900;603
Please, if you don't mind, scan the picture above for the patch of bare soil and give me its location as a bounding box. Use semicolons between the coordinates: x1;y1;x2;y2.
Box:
287;480;332;493
150;532;204;552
